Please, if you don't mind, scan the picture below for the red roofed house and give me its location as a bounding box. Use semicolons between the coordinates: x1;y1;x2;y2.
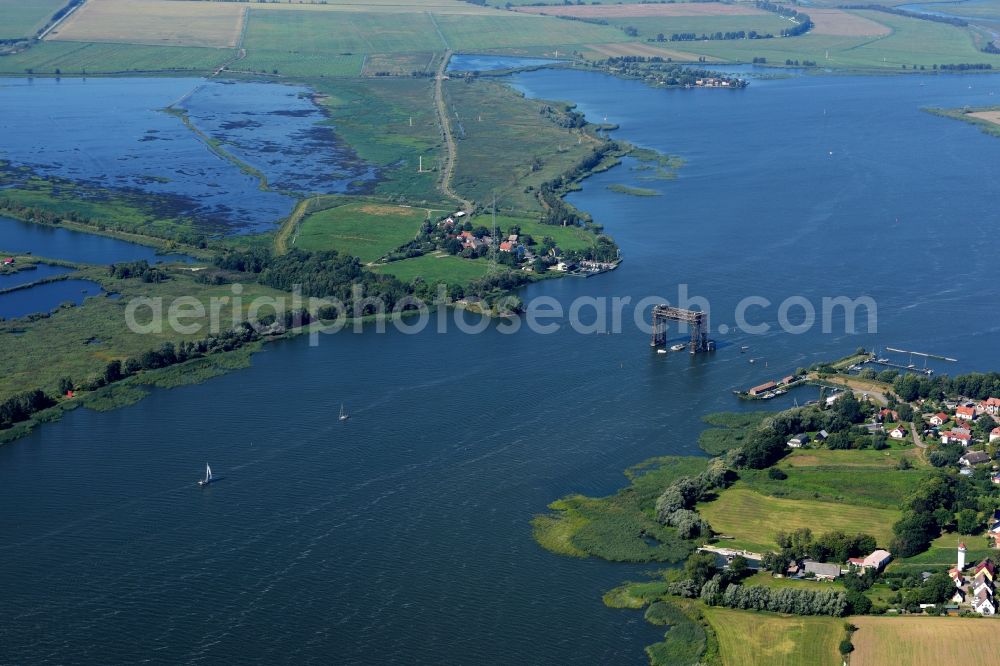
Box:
880;408;899;422
1;257;14;266
930;412;949;427
499;241;514;253
975;560;995;581
991;427;1000;444
941;431;972;446
956;405;977;421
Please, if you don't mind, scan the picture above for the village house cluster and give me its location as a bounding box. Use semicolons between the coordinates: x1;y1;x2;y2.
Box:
949;543;996;615
788;549;893;581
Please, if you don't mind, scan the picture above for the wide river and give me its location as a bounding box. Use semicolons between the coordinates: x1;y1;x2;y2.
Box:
2;68;1000;664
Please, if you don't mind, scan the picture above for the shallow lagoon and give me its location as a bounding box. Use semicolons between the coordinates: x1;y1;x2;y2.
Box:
0;215;195;264
0;77;375;233
0;277;103;319
447;54;561;72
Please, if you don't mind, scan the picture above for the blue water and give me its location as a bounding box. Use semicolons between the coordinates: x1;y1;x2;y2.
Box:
0;263;71;290
899;0;999;20
0;277;103;319
447;54;561;72
2;70;1000;664
0;77;374;233
0;215;196;264
178;80;377;195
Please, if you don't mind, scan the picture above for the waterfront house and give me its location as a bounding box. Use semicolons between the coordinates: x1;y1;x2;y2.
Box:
929;413;949;426
749;381;777;397
890;426;908;440
959;450;990;467
804;560;841;580
1;257;13;266
956;405;977;421
782;375;797;385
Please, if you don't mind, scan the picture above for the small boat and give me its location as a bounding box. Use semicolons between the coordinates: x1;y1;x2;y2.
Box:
740;346;749;353
198;464;216;487
774;389;786;396
339;403;350;421
657;348;668;354
670;344;687;352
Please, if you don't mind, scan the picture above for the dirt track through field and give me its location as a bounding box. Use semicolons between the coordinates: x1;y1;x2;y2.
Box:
515;3;767;18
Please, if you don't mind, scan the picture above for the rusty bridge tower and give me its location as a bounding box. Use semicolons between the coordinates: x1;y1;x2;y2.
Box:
650;305;713;353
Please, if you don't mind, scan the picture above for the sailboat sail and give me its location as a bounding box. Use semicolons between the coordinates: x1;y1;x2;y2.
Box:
205;465;212;482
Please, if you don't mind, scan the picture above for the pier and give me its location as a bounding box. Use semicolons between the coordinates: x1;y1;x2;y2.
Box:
650;305;714;353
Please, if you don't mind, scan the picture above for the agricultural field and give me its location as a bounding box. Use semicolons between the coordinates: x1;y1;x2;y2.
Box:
702;607;843;666
514;4;770;19
0;0;67;40
681;10;1000;68
581;42;708;61
238;0;498;15
697;487;900;552
0;41;233;75
850;616;1000;666
294;202;431;262
313;78;445;203
806;8;892;37
434;12;629;51
228;52;364;78
371;251;489;285
599;15;794;42
444;78;601;212
362;51;441;77
242;8;446;56
46;0;247;49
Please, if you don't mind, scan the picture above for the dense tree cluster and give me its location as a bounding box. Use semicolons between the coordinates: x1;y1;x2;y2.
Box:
655;458;732;538
754;1;812;37
0;390;55;429
707;579;847;616
892;371;1000;402
842;4;968;27
108;260;168;283
665;30;773;42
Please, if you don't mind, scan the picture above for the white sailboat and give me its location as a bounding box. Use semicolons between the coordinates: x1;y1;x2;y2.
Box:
339;403;350;421
198;464;215;487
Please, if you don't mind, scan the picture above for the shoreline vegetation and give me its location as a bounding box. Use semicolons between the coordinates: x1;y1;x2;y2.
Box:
925;105;1000;138
534;349;1000;664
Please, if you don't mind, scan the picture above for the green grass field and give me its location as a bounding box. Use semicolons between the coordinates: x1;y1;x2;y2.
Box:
703;607;842;666
372;251;489;285
295;202;430;262
697;411;773;455
229;52;364;78
738;448;926;509
683;10;1000;68
698;487;900;552
532;455;709;562
889;532;993;573
0;41;233;75
0;0;66;40
445;78;601;212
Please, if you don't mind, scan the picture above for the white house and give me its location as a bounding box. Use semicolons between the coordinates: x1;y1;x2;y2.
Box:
861;549;892;571
929;412;949;427
973;590;996;616
787;434;810;448
889;426;908;440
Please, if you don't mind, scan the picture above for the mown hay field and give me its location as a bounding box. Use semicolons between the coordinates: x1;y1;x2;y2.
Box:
46;0;246;48
851;616;1000;666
